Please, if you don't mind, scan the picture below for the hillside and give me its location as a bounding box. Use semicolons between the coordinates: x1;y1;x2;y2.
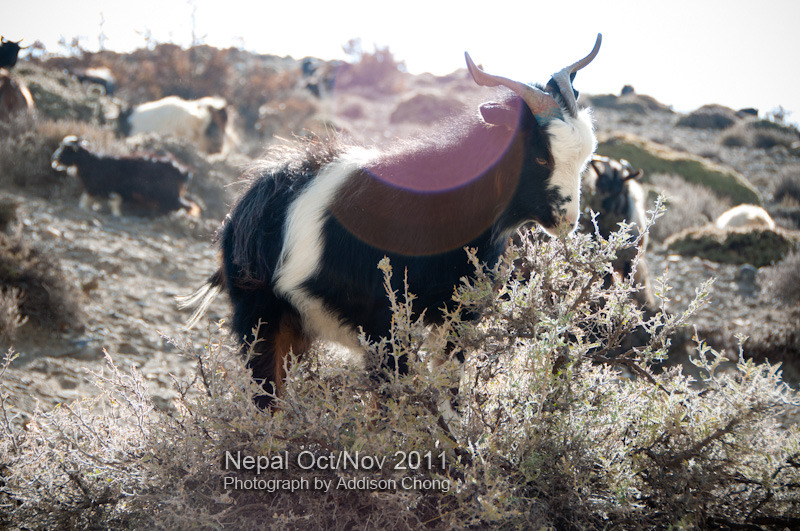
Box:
1;44;799;528
2;44;798;412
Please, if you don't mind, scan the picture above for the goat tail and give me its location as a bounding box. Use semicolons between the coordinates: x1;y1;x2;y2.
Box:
177;269;225;329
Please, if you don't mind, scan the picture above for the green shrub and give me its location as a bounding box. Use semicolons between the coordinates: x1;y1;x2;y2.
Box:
2;220;798;529
598;134;762;205
664;225;799;267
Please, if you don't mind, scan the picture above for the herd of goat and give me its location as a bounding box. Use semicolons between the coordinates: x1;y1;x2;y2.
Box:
2;34;777;412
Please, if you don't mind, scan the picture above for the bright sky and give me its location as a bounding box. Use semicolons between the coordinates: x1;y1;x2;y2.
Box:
5;0;800;124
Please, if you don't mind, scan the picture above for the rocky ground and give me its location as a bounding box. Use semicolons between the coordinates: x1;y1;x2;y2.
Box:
1;56;798;424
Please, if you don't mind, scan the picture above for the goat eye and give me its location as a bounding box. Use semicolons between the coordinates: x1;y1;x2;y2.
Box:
535;157;548;166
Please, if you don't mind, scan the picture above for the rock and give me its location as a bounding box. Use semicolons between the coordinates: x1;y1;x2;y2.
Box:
736;264;758;295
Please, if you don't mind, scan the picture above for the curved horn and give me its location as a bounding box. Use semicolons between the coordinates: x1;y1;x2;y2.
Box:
465;52;559;118
551;33;602;117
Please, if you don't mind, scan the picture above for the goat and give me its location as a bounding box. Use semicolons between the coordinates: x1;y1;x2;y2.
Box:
51;136;200;217
180;35;602;410
581;155;654;308
74;66;116;95
301;57;340;98
714;204;776;230
0;37;23;70
119;95;230;154
0;68;34;120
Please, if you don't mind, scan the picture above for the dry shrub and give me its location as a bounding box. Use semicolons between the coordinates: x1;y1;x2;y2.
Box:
648;173;731;242
584;92;673;114
230;63;300;133
722;119;800;150
0;197;19;232
721;132;748;148
741;323;800;384
0;287;27;341
14;62;117;124
751;119;800;149
255;94;321;140
44;43;234;104
36;44;303;137
0;114;120;196
0;233;85;335
761;250;800;306
2;218;798;529
336;39;406;96
774;173;800;205
677;104;739;130
389;92;465;124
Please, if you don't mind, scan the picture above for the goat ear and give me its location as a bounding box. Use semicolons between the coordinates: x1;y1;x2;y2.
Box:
479;102;518;129
624;169;644;181
589;159;604;176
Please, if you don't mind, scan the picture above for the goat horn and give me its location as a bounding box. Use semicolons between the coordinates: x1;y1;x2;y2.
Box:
465;52;560;120
551;33;602;118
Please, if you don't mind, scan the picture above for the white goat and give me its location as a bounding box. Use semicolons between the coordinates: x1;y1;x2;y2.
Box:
122;95;230;154
714;204;776;230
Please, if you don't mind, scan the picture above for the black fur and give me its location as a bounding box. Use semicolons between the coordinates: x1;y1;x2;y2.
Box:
0;38;22;70
52;138;198;216
213;90;576;406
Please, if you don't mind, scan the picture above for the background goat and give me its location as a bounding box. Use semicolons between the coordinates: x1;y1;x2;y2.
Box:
119;95;230;154
0;37;23;70
714;204;776;230
181;35;602;409
74;66;117;95
581;155;654;309
51;136;200;217
0;68;34;120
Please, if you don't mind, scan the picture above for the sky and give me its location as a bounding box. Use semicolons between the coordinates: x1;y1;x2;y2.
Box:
4;0;800;124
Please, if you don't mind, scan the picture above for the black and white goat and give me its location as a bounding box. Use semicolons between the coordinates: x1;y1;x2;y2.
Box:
51;136;200;217
581;155;654;308
74;66;116;95
181;35;602;408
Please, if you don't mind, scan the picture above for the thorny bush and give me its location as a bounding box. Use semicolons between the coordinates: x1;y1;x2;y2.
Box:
1;204;798;529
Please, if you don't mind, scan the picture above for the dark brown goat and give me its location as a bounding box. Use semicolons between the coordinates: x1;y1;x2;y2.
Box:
51;136;200;217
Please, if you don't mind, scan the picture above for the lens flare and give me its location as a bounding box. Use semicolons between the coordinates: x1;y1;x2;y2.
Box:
328;103;524;256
